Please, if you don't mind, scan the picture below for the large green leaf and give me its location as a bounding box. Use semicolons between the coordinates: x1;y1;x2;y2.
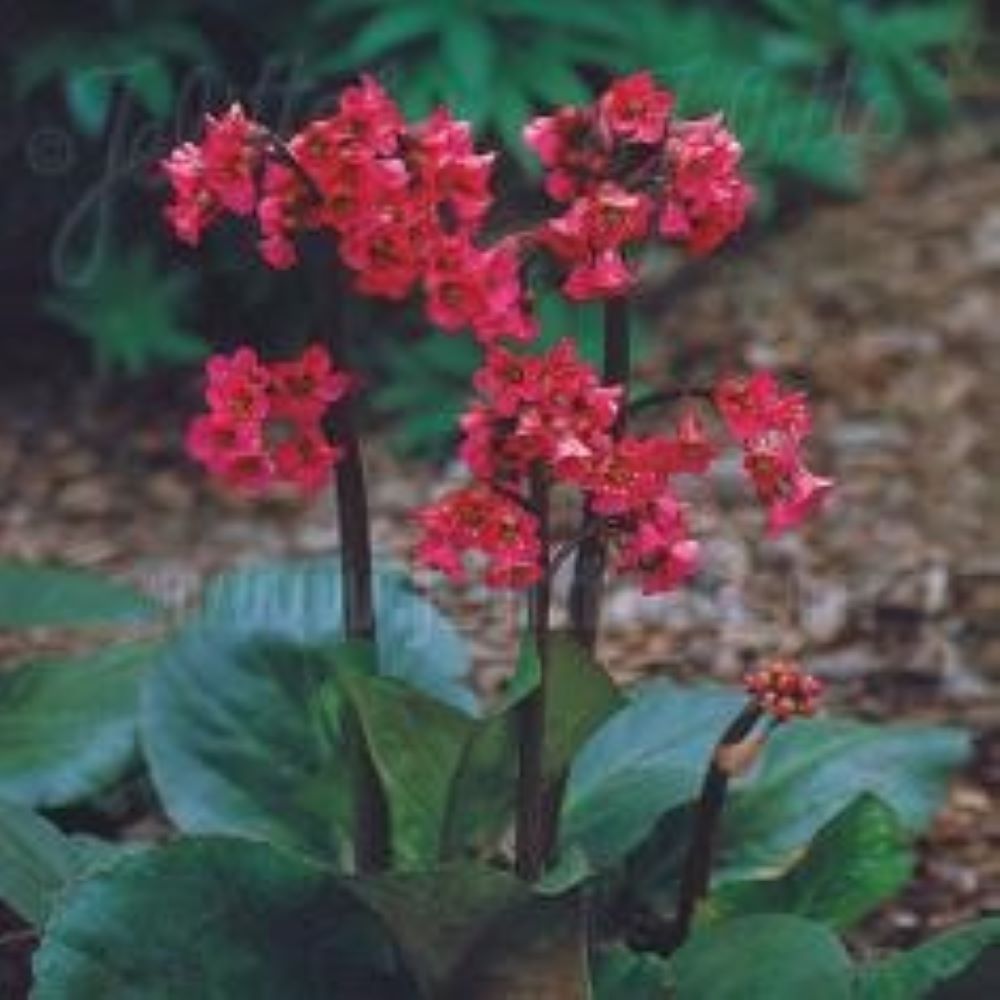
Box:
143;559;473;865
0;643;155;808
0;799;81;927
441;634;622;860
670;914;854;1000
856;919;1000;1000
0;563;157;629
559;682;744;867
0;800;125;928
144;635;352;863
337;655;476;867
201;558;475;712
719;718;969;878
31;837;412;999
709;794;913;929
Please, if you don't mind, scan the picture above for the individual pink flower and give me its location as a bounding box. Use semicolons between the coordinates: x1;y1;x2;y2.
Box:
714;372;831;534
185;413;262;471
162;143;216;246
541;184;653;300
598;71;674;144
581;435;676;515
612;492;700;594
664;409;717;475
269;345;352;421
714;372;809;442
766;466;834;536
200;104;261;215
273;425;342;495
658;115;754;256
523;105;606;202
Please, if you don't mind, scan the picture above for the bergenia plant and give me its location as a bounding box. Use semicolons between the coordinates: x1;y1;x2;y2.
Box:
4;72;997;999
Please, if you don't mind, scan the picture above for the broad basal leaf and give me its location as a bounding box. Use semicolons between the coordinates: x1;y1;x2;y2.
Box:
441;633;622;861
337;655;476;867
671;914;853;1000
31;837;412;999
719;718;969;879
201;558;475;712
143;559;474;866
709;793;913;929
0;643;155;808
0;563;158;629
0;799;81;928
559;682;744;868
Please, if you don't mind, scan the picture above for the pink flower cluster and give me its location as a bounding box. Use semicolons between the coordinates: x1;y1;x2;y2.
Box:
416;485;542;589
416;342;712;593
714;373;833;534
745;660;823;720
162;105;261;244
186;345;350;496
526;72;754;300
162;78;533;345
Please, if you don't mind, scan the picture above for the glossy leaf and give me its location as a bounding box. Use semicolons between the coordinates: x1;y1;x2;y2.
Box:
144;635;352;863
143;559;474;865
709;794;913;929
31;837;411;999
0;799;80;927
0;563;158;629
337;654;476;866
719;719;969;879
671;914;853;1000
0;643;155;808
560;682;744;867
441;634;621;860
200;558;475;712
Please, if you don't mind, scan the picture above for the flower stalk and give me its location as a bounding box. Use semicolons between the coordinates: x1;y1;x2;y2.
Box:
671;702;763;946
320;263;390;875
569;295;631;652
515;466;553;880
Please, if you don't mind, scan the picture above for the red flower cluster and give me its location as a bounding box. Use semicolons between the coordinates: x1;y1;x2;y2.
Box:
745;660;823;720
415;485;542;588
162;105;261;245
659;115;756;256
186;345;350;496
526;72;754;299
417;342;713;594
714;373;833;535
460;340;621;484
162;78;534;345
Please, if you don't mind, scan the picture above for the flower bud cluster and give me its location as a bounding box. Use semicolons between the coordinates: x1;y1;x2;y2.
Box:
745;660;824;720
